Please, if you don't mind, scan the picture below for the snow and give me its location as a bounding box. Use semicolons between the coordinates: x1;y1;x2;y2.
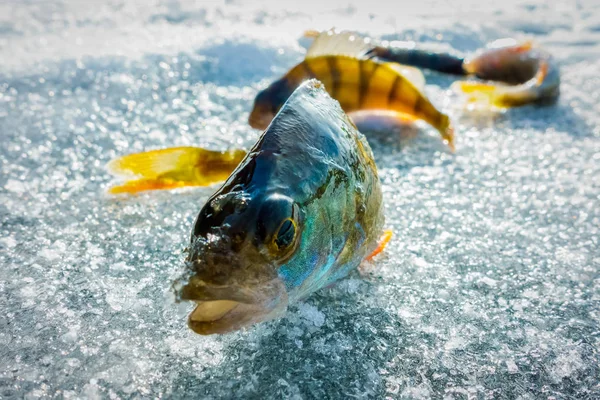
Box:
1;0;599;398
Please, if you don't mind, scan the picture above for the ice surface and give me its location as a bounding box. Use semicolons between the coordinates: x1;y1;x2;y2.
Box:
1;0;600;398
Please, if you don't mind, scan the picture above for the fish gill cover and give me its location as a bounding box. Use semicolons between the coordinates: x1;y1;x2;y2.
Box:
0;0;599;398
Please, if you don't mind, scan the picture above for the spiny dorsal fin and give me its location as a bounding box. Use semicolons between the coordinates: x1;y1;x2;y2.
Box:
306;29;373;59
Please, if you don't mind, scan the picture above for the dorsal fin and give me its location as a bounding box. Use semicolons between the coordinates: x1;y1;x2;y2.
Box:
306;29;373;59
385;63;426;91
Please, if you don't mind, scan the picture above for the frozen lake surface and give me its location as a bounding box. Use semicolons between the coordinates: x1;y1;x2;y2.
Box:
1;0;599;398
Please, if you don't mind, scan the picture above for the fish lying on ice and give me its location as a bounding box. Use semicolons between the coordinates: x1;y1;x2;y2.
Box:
312;30;559;108
451;38;560;109
249;29;455;151
172;80;391;334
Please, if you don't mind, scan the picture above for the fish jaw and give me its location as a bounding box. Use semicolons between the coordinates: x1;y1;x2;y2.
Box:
177;276;289;335
173;229;289;335
248;109;273;131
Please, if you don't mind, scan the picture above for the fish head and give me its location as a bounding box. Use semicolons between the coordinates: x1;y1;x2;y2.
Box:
175;189;303;334
248;78;293;130
464;39;539;84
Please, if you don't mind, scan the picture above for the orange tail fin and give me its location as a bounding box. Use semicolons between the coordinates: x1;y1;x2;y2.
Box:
536;60;549;86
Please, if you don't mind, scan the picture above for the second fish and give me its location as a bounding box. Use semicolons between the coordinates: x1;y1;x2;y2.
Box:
249;29;455;151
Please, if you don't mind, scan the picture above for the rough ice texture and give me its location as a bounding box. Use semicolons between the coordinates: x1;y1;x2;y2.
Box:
1;0;599;398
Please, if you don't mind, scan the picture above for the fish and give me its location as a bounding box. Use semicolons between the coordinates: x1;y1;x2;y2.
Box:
172;79;390;335
305;30;560;108
249;29;455;151
451;39;560;108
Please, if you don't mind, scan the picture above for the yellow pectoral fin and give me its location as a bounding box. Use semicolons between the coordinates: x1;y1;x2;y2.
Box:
107;146;222;179
107;146;247;194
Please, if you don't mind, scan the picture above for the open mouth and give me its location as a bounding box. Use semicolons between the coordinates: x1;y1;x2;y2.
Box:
178;278;289;335
190;300;241;322
188;300;270;335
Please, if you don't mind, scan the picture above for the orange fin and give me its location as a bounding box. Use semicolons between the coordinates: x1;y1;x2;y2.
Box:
487;38;534;53
107;146;246;194
512;40;534;54
365;230;393;262
536;60;549;86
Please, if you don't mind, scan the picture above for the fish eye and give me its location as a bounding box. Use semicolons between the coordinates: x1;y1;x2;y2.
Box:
273;218;296;250
256;194;301;258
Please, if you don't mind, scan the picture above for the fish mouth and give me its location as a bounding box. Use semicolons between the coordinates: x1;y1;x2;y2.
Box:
248;111;272;131
188;300;273;335
178;278;288;335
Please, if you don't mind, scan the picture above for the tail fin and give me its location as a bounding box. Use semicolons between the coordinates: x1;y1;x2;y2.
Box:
436;114;455;152
535;60;549;86
107;147;247;194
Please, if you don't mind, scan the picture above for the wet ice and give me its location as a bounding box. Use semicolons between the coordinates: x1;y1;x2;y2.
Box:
1;0;600;398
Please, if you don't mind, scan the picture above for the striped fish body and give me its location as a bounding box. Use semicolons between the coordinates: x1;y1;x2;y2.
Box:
250;55;453;149
300;56;442;122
